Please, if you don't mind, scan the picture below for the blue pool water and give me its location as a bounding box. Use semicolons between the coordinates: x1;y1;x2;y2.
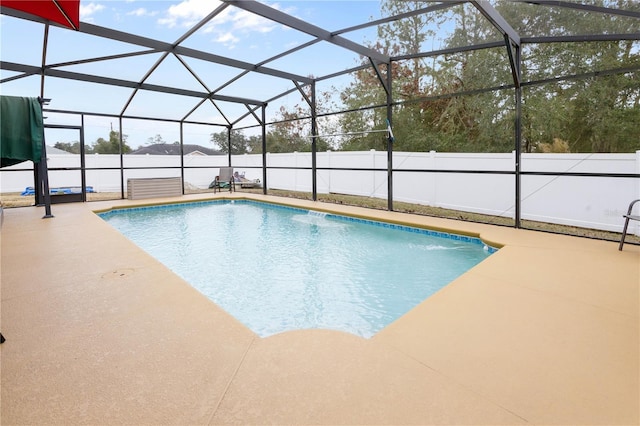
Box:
99;200;494;338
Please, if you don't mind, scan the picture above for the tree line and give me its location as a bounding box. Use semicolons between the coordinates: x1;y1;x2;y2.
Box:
216;0;639;154
57;1;638;156
54;130;132;154
53;132;181;155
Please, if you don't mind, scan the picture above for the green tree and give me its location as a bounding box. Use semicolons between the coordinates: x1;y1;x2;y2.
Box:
497;0;640;152
210;129;260;154
336;64;389;151
266;106;312;153
266;83;334;153
427;2;516;152
92;130;132;154
147;134;165;145
352;0;640;153
336;0;516;153
53;141;93;154
337;1;440;151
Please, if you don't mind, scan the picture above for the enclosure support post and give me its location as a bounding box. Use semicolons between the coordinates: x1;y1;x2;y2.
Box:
293;80;318;201
117;117;125;199
80;115;87;201
386;62;393;212
37;97;53;218
514;45;522;228
369;58;394;211
262;105;267;195
311;80;318;201
227;126;232;166
35;146;53;218
37;25;53;216
179;121;185;194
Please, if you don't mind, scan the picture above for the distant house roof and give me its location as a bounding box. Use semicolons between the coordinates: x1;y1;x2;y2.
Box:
46;145;74;155
186;150;208;156
130;144;221;156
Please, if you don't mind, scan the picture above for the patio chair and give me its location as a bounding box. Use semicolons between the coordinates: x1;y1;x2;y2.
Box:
210;167;235;193
618;199;640;250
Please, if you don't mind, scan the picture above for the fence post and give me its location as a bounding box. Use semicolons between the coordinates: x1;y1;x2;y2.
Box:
370;149;377;197
429;150;437;207
265;152;270;190
512;150;518;221
294;151;299;192
326;150;332;193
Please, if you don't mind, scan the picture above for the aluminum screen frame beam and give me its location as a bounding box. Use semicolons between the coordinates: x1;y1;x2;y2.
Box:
121;3;232;117
333;1;465;36
523;34;640;43
524;1;640;19
470;0;521;46
81;22;312;84
0;7;311;85
393;41;505;61
0;61;264;106
224;0;390;64
471;0;523;89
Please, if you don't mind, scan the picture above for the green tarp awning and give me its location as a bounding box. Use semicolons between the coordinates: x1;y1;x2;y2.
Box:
0;96;43;168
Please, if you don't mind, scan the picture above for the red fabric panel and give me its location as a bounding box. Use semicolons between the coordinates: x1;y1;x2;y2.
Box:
2;0;80;29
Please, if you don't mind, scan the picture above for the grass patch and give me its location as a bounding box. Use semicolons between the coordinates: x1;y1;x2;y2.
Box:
264;189;638;245
0;192;122;207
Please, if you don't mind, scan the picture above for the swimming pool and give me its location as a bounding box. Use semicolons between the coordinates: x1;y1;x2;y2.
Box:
99;200;495;338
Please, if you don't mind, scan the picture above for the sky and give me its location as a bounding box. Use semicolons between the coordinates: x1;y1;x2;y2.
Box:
0;0;490;149
3;1;638;150
1;0;393;149
0;0;392;147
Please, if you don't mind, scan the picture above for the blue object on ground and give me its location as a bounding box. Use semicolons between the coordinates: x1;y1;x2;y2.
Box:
21;186;94;196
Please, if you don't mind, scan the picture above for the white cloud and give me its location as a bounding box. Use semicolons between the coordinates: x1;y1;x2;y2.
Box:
127;8;157;18
215;32;239;45
80;2;106;20
158;0;225;29
157;0;287;48
231;10;276;34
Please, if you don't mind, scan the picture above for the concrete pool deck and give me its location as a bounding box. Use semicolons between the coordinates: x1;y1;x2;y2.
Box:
1;193;638;425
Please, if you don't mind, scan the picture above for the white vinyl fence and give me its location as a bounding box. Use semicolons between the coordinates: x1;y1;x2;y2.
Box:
2;150;639;235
